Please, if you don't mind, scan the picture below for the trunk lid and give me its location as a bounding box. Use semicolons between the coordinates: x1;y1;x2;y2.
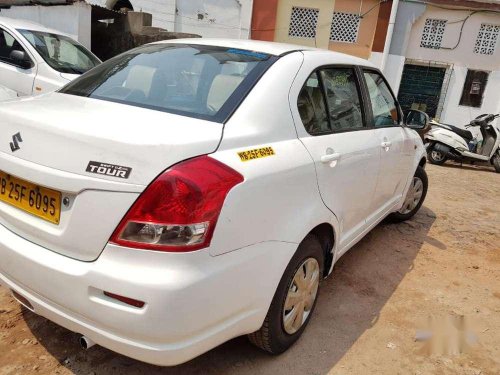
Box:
0;93;223;261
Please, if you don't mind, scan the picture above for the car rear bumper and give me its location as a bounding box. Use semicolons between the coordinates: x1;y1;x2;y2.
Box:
0;223;296;366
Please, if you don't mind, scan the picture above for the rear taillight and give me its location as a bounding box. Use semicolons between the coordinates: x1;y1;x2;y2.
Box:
109;156;243;252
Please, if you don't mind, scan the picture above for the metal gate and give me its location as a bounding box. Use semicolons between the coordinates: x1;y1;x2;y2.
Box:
397;63;447;119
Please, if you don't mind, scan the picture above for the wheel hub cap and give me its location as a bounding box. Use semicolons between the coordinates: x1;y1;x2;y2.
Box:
399;176;424;214
283;258;320;335
431;150;444;161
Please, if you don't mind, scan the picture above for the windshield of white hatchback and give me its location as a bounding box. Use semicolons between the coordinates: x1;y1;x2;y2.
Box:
18;29;100;74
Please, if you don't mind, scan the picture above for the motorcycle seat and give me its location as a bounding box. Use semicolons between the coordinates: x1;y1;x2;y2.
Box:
438;123;473;142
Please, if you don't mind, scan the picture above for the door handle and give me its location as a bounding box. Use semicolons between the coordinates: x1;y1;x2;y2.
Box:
381;141;392;149
321;152;341;163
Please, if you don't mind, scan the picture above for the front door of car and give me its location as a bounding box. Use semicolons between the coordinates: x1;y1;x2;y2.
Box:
291;67;381;251
362;70;412;218
0;27;36;95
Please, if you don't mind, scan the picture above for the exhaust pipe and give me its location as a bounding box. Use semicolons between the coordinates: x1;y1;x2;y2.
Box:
433;142;451;155
433;142;459;159
79;336;96;350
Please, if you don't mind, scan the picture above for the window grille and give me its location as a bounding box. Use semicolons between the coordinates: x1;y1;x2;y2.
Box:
474;23;499;55
420;19;447;49
288;7;319;39
330;12;360;43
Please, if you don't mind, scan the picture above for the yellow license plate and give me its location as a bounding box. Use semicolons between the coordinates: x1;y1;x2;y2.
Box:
0;170;61;224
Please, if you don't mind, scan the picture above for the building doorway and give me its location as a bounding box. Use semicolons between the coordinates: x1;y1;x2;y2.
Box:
397;63;446;119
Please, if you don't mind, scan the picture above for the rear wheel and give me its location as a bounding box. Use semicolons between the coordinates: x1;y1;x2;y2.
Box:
387;166;428;223
493;153;500;173
427;144;447;165
248;235;323;354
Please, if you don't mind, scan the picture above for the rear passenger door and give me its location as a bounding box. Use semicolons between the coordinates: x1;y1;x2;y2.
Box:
362;70;410;218
291;66;381;251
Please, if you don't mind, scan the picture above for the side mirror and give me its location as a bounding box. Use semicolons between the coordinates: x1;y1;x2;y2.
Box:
405;109;429;130
9;50;33;70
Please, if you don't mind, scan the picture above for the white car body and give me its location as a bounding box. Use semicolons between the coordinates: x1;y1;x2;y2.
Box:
0;17;100;96
0;83;17;100
0;39;426;366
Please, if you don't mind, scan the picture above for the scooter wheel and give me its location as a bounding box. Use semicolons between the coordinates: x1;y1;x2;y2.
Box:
427;144;447;165
492;154;500;173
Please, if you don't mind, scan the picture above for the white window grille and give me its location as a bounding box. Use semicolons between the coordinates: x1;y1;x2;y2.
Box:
330;12;360;43
420;18;447;49
288;7;319;39
474;23;499;55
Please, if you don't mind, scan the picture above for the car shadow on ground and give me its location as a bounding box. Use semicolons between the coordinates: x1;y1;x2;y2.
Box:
22;206;440;375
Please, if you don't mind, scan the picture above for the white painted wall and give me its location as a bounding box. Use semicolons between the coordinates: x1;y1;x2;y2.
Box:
369;52;405;95
404;8;500;126
89;0;253;39
0;3;92;49
383;5;500;128
384;54;406;95
175;0;252;39
405;8;500;71
440;67;500;128
368;51;383;68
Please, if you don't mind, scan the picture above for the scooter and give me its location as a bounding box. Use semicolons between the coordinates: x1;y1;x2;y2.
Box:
424;113;500;173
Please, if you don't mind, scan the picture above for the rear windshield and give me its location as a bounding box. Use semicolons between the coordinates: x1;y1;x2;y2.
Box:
60;44;277;122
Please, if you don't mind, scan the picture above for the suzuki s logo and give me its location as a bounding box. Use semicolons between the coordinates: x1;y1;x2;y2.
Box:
10;132;23;152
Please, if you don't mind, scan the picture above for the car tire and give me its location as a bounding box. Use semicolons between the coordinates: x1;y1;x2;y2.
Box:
387;166;428;223
492;153;500;173
248;234;324;354
427;143;447;165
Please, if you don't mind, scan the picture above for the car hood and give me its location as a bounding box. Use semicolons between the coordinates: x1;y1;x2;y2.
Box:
60;72;81;82
0;85;18;101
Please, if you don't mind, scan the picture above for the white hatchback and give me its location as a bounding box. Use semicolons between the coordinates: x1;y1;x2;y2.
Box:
0;16;101;96
0;39;428;366
0;83;17;101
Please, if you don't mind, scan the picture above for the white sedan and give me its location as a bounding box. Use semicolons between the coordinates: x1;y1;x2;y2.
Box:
0;39;428;366
0;83;17;100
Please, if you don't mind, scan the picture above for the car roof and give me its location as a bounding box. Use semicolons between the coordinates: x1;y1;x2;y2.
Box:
0;16;66;35
156;38;322;56
155;38;376;67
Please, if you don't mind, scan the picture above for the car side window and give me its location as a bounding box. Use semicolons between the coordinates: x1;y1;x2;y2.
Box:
297;72;329;135
319;68;364;131
363;71;399;127
0;28;27;66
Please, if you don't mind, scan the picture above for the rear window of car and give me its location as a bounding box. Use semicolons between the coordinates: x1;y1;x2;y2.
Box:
60;44;277;122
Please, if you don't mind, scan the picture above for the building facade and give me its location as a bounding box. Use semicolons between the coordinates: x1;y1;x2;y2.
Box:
251;0;499;128
251;0;394;59
0;1;92;48
88;0;253;39
383;0;500;126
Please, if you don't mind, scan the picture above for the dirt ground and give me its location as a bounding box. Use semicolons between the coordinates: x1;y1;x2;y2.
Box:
0;163;499;375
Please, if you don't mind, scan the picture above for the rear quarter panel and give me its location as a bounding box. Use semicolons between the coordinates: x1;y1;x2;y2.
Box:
209;52;338;257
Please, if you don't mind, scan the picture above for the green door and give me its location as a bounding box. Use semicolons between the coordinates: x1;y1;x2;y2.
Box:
397;64;445;118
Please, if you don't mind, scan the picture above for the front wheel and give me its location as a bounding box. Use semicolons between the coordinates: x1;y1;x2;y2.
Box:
427;144;447;165
248;235;323;354
492;153;500;173
387;166;428;223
